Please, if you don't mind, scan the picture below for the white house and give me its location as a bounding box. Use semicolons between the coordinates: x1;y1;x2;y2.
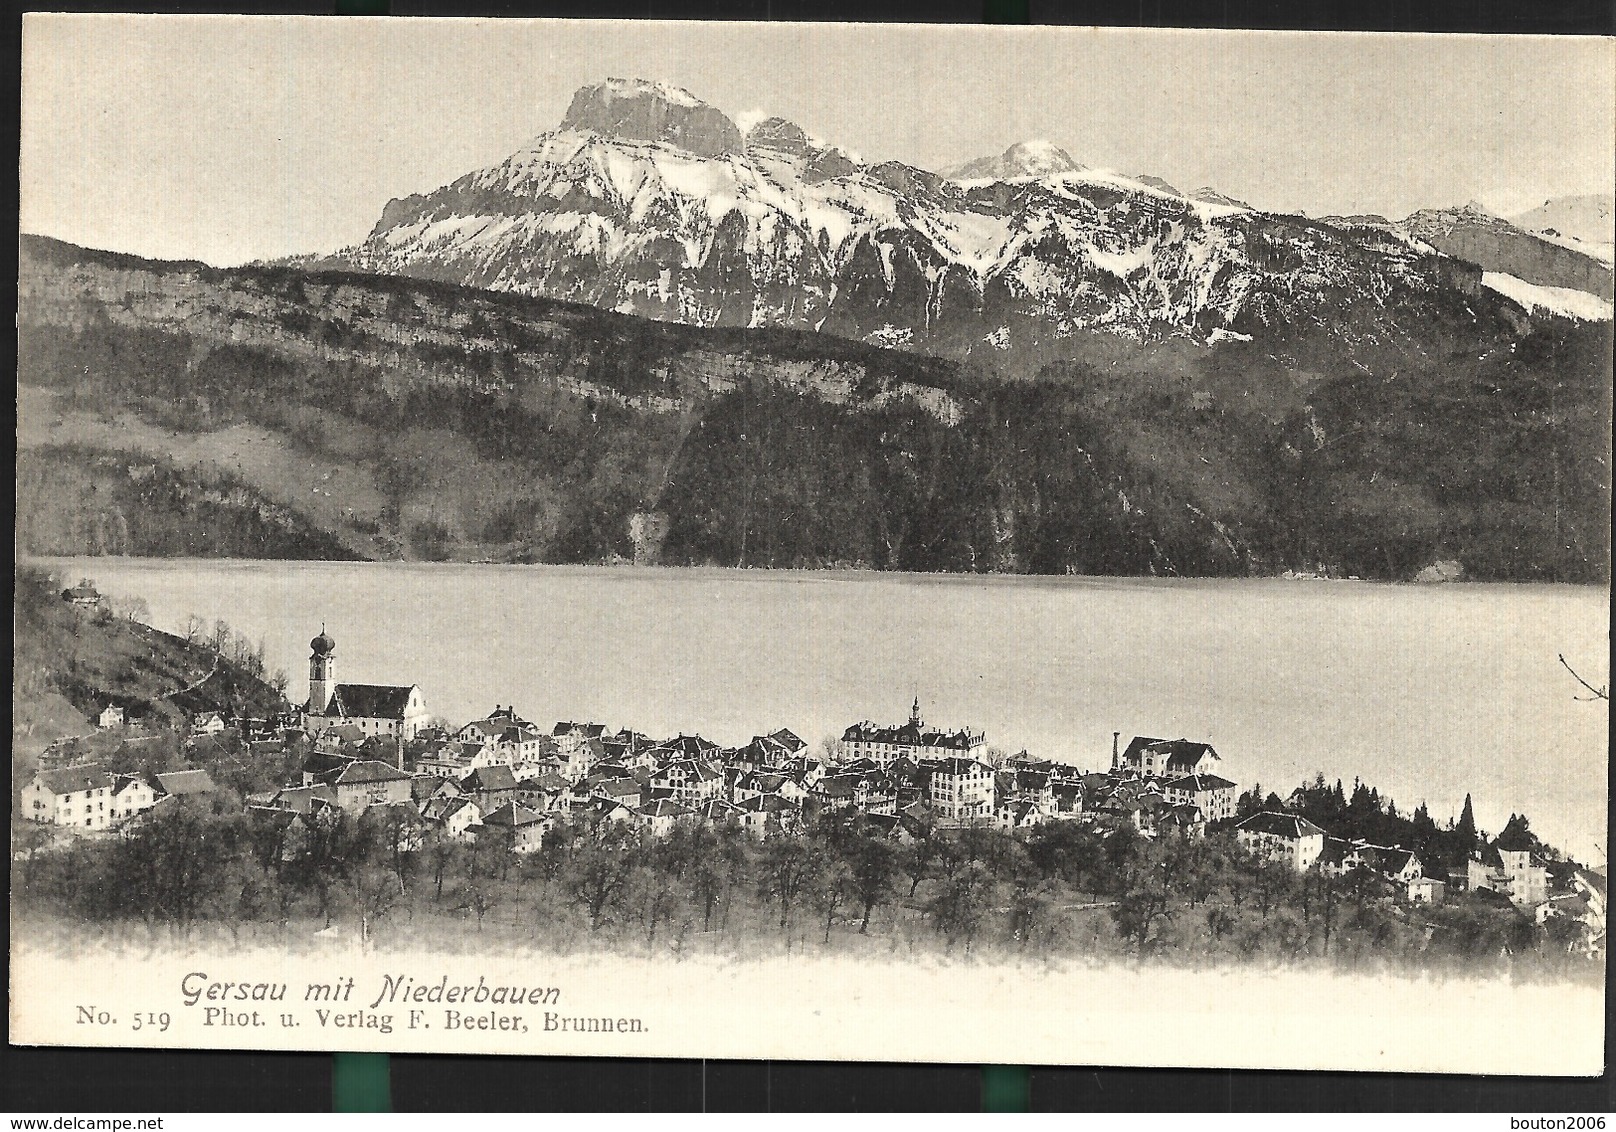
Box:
653;760;723;803
583;798;639;828
458;708;548;765
636;798;694;837
109;772;163;822
1408;877;1446;905
1373;847;1424;888
998;768;1056;816
735;793;797;837
312;760;412;815
97;705;125;730
22;766;116;830
1117;737;1221;779
1235;811;1326;872
1468;847;1550;908
475;802;549;853
995;799;1045;832
781;756;827;790
761;728;807;759
191;711;227;735
420;796;481;843
733;771;809;805
591;777;646;810
414;739;484;778
1570;869;1606;957
1161;773;1239;823
552;722;608;758
927;758;995;822
812;773;867;811
691;798;742;826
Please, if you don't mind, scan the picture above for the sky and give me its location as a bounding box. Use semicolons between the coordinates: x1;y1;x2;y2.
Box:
19;15;1616;266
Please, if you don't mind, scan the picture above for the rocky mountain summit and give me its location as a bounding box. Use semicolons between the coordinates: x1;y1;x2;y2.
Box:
743;116;863;182
310;79;1611;360
943;140;1085;181
1509;193;1615;259
1403;202;1614;301
560;78;743;157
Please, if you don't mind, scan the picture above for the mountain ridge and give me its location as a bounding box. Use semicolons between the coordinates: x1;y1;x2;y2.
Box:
300;77;1612;361
18;233;1612;584
1508;192;1615;264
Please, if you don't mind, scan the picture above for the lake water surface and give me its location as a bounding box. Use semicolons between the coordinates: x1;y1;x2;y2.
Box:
43;559;1610;861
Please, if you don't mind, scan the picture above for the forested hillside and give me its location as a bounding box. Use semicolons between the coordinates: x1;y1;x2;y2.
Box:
16;446;361;560
17;235;1611;580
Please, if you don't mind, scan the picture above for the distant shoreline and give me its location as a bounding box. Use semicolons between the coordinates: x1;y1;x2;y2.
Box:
24;554;1613;591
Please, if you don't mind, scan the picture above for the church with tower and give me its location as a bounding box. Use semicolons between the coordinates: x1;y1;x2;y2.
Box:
304;627;431;740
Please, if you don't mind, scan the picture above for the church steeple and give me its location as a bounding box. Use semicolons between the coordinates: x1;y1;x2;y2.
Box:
309;625;336;715
910;694;922;728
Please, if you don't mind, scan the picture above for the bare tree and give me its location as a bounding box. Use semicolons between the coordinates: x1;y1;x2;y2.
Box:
925;861;996;951
757;834;820;933
463;880;498;931
564;831;637;931
111;594;151;624
848;833;899;933
810;857;856;944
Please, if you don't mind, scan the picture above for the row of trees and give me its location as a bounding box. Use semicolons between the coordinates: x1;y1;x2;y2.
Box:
16;798;1589;976
176;613;290;698
1236;775;1572;883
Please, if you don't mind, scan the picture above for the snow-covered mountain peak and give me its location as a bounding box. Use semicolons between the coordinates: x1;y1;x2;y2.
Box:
320;76;1535;355
1133;174;1181;196
560;78;742;157
1400;199;1615;304
1508;193;1615;264
596;77;704;108
1189;187;1253;211
743;116;863;182
744;116;816;157
945;140;1085;182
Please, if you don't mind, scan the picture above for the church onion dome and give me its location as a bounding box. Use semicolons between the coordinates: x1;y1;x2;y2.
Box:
310;629;336;655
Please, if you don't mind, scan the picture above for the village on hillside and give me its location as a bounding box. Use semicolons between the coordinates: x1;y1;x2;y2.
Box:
17;620;1608;963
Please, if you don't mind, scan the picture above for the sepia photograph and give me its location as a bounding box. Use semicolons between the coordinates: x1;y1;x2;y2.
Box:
11;14;1611;1074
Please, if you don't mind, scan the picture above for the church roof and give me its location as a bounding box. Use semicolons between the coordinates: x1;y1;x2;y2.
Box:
329;684;416;720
